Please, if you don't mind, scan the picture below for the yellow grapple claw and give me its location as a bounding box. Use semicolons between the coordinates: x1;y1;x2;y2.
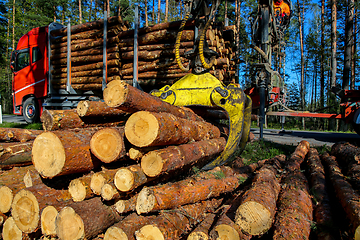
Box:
151;72;251;169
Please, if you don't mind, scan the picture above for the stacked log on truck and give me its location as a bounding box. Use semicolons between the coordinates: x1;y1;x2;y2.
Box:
49;17;238;92
2;80;360;239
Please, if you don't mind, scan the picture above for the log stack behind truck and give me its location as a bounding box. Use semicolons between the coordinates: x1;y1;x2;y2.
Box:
9;16;238;123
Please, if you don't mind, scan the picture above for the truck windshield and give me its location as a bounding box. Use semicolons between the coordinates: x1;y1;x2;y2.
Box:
15;48;30;71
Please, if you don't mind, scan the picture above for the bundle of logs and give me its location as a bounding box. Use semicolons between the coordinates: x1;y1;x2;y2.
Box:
49;17;238;92
2;82;360;239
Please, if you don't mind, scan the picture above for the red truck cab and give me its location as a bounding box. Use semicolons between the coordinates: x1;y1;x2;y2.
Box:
11;25;49;123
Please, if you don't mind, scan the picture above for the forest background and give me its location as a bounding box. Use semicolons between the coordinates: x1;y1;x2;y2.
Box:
0;0;359;131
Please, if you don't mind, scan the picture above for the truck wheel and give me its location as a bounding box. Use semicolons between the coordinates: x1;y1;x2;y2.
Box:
23;97;39;124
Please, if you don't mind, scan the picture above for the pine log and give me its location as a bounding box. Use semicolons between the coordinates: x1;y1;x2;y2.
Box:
40;109;126;131
122;71;188;79
141;137;226;177
55;197;123;240
272;171;313;240
125;111;220;148
114;164;151;192
52;66;119;79
120;48;188;60
77;100;126;118
51;52;119;65
286;140;310;171
135;198;223;240
50;16;124;36
90;168;119;195
11;184;72;233
2;217;24;240
120;59;179;75
187;213;216;240
51;45;119;60
100;182;125;201
0;128;42;143
235;164;281;235
51;59;120;74
90;127;126;163
0;141;33;168
113;194;137;214
68;172;94;202
53;83;103;91
41;205;59;236
120;41;194;52
321;152;360;239
103;80;204;121
136;166;249;214
32;129;101;178
306;148;336;240
331;142;360;191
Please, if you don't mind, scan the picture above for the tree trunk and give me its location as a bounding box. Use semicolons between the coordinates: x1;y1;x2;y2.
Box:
165;0;169;22
55;197;123;240
79;0;82;24
40;109;126;131
32;129;101;178
2;217;24;240
90;168;120;195
0;141;33;168
141;138;226;177
320;0;325;130
125;111;220;148
77;100;127;118
351;9;357;90
272;171;313;240
306;148;337;240
329;0;337;131
235;165;281;235
285;140;310;172
90;127;126;163
11;184;72;233
114;164;151;192
321;152;360;239
343;0;354;90
297;0;305;130
0;128;42;142
113;194;137;214
136;166;249;214
157;0;161;23
103;80;204;122
51;59;120;75
187;213;216;240
68;173;94;202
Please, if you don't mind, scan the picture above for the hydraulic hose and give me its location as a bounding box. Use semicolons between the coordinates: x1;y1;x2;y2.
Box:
199;17;215;69
175;10;191;72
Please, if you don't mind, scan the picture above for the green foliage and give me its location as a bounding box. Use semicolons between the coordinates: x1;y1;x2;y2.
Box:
0;121;42;130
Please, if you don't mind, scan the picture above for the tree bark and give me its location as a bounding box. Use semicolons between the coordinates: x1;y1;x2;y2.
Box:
103;80;204;122
141;138;226;177
285;140;310;171
90;127;126;163
114;164;151;192
77;100;127;118
0;141;33;169
235;165;281;235
297;0;306;130
136;166;249;214
0;128;42;143
125;111;220;148
51;59;120;75
321;152;360;239
306;148;337;240
187;213;216;240
55;197;123;240
90;168;120;195
32;129;101;178
11;184;72;233
272;171;313;240
113;194;137;214
343;0;354;90
40;109;126;131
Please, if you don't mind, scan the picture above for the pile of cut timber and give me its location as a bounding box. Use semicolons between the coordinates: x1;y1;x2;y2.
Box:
50;17;238;92
2;82;360;239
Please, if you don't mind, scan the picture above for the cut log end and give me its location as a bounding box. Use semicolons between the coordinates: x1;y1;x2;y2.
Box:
0;186;13;213
90;128;124;163
2;217;23;240
114;168;135;192
76;100;90;117
136;187;156;214
40;110;55;131
214;224;240;240
101;184;117;201
103;80;128;107
32;132;66;178
90;172;107;195
124;111;159;147
55;207;84;240
235;201;272;235
104;226;128;240
24;170;33;188
141;151;164;177
68;179;87;202
355;225;360;240
135;225;165;240
41;206;58;236
187;231;209;240
11;189;40;233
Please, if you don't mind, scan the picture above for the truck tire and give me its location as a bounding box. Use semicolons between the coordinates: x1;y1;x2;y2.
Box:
22;97;39;124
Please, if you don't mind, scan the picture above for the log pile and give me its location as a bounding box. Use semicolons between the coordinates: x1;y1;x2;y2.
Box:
2;82;360;239
49;17;238;93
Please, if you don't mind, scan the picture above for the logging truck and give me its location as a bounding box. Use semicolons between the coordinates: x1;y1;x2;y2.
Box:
10;20;110;124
